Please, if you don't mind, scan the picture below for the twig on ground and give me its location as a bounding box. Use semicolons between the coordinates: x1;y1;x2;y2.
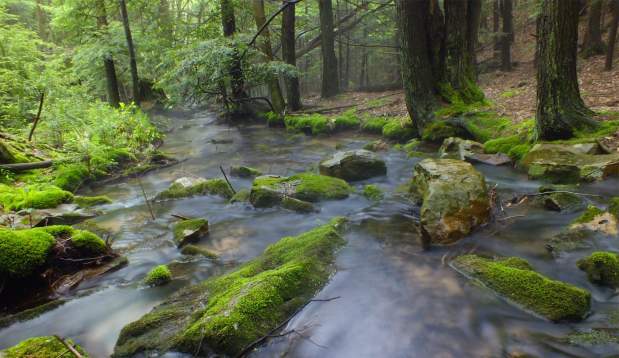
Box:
53;336;83;358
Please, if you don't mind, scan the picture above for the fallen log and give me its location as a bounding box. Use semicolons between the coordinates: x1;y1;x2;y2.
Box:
0;160;53;171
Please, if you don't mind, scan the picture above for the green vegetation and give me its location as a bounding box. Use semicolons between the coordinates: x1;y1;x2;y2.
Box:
452;255;591;322
114;218;347;357
361;116;389;134
577;252;619;288
422;121;465;143
71;230;107;255
144;265;172;286
609;197;619;219
382;117;416;141
229;188;251;203
2;336;89;358
572;206;605;225
284;114;332;135
173;219;209;247
230;166;262;178
74;195;113;207
362;185;384;201
0;184;73;211
156;179;234;200
180;244;218;259
333;109;361;130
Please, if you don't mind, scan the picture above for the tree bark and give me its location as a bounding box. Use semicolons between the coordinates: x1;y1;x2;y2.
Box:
536;0;597;140
95;0;121;108
467;0;482;72
606;0;619;70
501;0;513;71
281;0;302;110
493;0;500;60
583;0;606;57
119;0;140;105
318;0;340;98
221;0;248;109
252;0;285;112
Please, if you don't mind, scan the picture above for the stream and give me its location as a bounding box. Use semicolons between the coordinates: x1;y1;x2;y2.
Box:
1;109;619;357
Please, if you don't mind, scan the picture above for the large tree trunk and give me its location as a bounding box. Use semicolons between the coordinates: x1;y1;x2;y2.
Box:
467;0;482;72
583;0;606;57
395;0;438;135
281;0;302;110
318;0;340;98
501;0;513;71
252;0;285;112
442;0;483;103
606;0;619;70
536;0;596;140
95;0;121;108
119;0;140;105
221;0;248;110
493;0;500;60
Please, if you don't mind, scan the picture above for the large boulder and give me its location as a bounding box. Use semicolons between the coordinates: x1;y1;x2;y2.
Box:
113;218;347;357
319;149;386;181
521;144;619;183
412;159;490;245
172;218;209;247
249;173;351;210
451;255;591;322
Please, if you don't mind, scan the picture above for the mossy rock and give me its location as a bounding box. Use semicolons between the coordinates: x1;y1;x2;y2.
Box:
156;177;234;200
362;185;384;201
229;188;251;203
2;336;89;357
71;229;107;255
609;197;619;219
422;121;468;143
319;150;387;182
144;265;172;286
249;173;352;208
452;255;591;322
577;251;619;288
0;140;17;164
173;219;209;247
230;166;262;178
535;187;585;213
361;117;389;134
0;184;74;211
382;117;416;142
74;195;112;208
284;114;333;135
281;196;315;213
53;163;90;192
113;218;347;357
363;139;389;152
570;206;618;236
0;228;55;277
180;244;218;259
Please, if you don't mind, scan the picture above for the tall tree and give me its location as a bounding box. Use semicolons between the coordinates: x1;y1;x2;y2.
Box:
95;0;121;107
119;0;140;105
221;0;248;107
281;0;301;110
501;0;513;71
493;0;500;60
536;0;596;140
252;0;285;113
606;0;619;70
318;0;339;98
583;0;606;57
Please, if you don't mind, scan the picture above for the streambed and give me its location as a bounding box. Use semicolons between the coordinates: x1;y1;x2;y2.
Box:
1;109;618;357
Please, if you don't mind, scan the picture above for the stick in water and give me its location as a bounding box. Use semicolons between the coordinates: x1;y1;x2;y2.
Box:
220;165;236;194
53;335;83;358
137;176;156;220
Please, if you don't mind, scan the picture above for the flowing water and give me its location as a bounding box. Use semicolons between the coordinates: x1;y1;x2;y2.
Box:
1;110;619;357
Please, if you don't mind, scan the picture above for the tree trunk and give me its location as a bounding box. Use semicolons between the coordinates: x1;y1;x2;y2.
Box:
442;0;483;103
606;0;619;70
493;0;500;60
221;0;248;108
536;0;596;140
395;0;438;135
583;0;606;57
501;0;513;71
467;0;482;72
281;0;302;110
318;0;340;98
252;0;285;113
95;0;121;108
119;0;140;105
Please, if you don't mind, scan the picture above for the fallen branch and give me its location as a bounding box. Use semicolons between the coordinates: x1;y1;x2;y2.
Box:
28;91;45;141
220;165;236;195
53;335;83;358
136;176;156;220
0;160;53;171
171;213;190;221
524;190;602;198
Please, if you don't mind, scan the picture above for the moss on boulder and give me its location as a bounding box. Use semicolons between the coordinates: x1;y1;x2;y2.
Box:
156;177;234;200
0;184;74;211
180;244;218;259
535;187;585;213
230;166;262;178
2;336;89;357
382;117;416;142
609;197;619;219
452;255;591;322
53;164;90;192
74;195;112;208
577;251;619;288
173;219;209;247
360;117;388;134
71;230;107;255
229;188;251;203
114;218;347;357
0;228;55;277
144;265;172;286
421;121;467;143
362;184;384;201
570;206;618;236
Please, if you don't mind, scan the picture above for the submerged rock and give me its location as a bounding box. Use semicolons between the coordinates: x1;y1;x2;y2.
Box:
452;255;591;322
1;336;90;357
249;173;351;209
577;251;619;288
113;218;347;357
172;218;209;247
521;144;619;183
535;187;585;213
144;264;172;286
319;149;387;181
155;177;234;200
570;206;618;237
363;139;389;152
412;159;490;245
230;166;262;178
180;244;218;259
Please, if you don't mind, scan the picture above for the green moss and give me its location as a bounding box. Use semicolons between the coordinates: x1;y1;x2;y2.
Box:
54;163;90;192
609;197;619;219
156;179;234;200
577;251;619;288
229;166;262;178
463;113;512;142
421;121;466;143
437;80;486;108
71;230;107;255
0;184;74;211
333;109;360;130
2;336;89;358
361;117;389;134
284;114;332;135
173;219;209;246
567;329;619;346
39;225;74;237
250;173;351;207
281;197;315;213
572;206;605;225
263;111;284;127
180;244;218;259
229;188;251;203
382;117;416;142
452;255;591;322
0;228;55;277
144;265;172;286
500;89;521;99
362;185;384;201
74;195;112;207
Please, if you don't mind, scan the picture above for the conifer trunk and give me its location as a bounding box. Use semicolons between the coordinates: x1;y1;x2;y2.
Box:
501;0;513;71
119;0;140;105
583;0;606;57
95;0;121;108
606;0;619;70
281;0;301;110
318;0;340;98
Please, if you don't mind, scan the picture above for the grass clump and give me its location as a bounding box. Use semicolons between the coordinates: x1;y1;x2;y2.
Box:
452;255;591;322
333;109;360;130
284;114;332;135
577;252;619;288
0;184;74;211
2;336;89;358
74;195;112;207
144;265;172;286
362;185;384;201
361;116;389;134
